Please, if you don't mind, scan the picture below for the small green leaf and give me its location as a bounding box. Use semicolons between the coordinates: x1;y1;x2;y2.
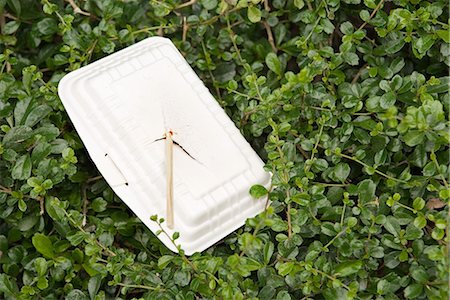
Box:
277;262;294;276
265;52;282;76
0;274;19;297
98;36;115;54
411;267;429;283
11;154;32;180
37;277;48;290
3;21;20;34
67;231;87;246
413;34;435;55
404;283;423;299
384;216;401;236
88;276;102;300
201;0;217;10
334;163;350;182
422;161;436;176
357;179;376;204
276;290;292;300
32;233;55;258
321;222;336;236
263;242;274;265
247;6;261;23
18;198;27;212
412;197;425;211
340;21;354;35
403;130;425;147
413;215;427;229
173;269;191;287
158;255;173;268
36;18;58;35
45;197;66;221
34;257;47;276
18;215;38;231
323;288;348;300
380;91;396;109
31;141;51;164
249;184;268;199
6;0;21;16
405;224;423;240
334;260;362;277
436;29;450;43
62;148;77;163
91;197;107;212
259;285;276;300
294;0;304;9
66;289;89;300
431;228;444;240
24;105;52;127
314;158;329;171
22;66;36;94
343;52;359;65
292;192;310;206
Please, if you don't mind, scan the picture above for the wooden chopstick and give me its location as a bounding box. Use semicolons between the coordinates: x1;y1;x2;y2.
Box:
166;130;174;229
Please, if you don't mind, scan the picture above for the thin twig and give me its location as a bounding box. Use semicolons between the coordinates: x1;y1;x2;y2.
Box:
175;0;197;9
340;203;346;226
156;221;197;271
338;152;407;183
296;144;310;160
3;12;32;24
263;21;277;53
287;202;292;238
323;228;346;249
66;0;91;16
4;13;16;21
304;122;324;173
182;16;188;42
263;0;270;11
264;182;273;211
81;184;88;226
115;282;162;291
84;39;97;64
0;185;9;193
240;107;257;126
358;0;385;31
312;267;351;291
115;286;122;299
230;20;244;28
64;211;116;257
157;26;164;37
0;11;5;35
351;64;368;84
312;182;349;187
38;196;45;215
86;175;103;183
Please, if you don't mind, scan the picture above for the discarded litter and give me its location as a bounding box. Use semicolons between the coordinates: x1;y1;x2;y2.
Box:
58;37;271;255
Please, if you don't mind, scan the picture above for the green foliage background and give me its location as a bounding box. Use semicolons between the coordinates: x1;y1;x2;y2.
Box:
0;0;449;299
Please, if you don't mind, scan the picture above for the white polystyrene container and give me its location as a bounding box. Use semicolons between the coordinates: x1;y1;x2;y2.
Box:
58;37;271;255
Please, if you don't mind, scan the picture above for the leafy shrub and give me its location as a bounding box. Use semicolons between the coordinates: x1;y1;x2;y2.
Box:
0;0;449;299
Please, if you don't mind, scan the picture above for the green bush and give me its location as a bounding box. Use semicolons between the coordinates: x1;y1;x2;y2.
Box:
0;0;449;299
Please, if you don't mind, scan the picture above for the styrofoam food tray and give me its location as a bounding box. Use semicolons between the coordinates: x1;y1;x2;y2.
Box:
58;37;271;255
